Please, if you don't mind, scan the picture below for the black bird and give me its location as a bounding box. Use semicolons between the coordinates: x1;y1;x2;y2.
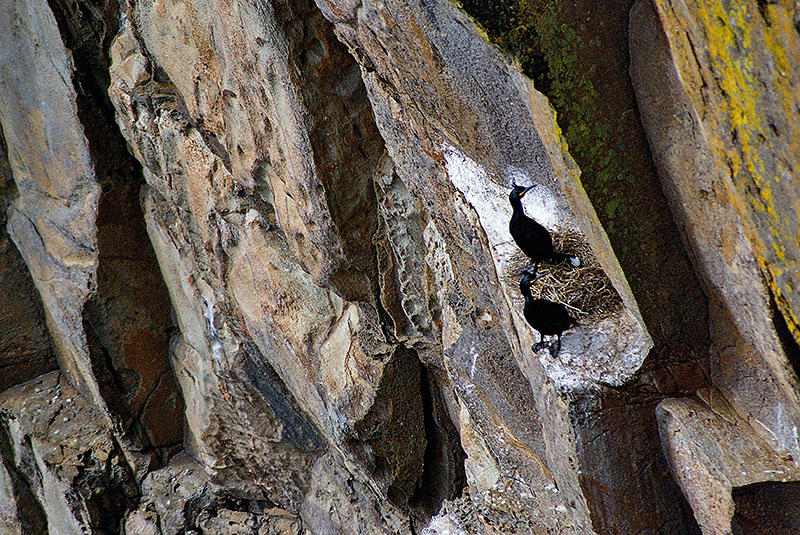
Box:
509;183;579;272
519;270;575;356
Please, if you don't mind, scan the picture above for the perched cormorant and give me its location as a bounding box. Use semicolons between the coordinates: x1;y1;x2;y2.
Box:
519;270;575;356
509;183;579;272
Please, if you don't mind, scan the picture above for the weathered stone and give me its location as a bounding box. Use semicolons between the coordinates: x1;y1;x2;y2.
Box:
135;452;208;535
0;0;184;470
373;156;438;343
643;0;800;343
45;0;186;448
300;453;414;534
0;372;139;535
127;0;383;303
109;2;431;514
0;452;23;535
0;129;57;392
314;0;653;532
257;508;303;535
123;508;160;535
422;511;472;535
2;0;800;532
0;0;103;410
631;0;800;512
129;452;307;535
657;391;800;535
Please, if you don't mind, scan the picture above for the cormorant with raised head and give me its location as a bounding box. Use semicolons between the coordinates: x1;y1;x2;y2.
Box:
509;183;579;272
519;270;575;356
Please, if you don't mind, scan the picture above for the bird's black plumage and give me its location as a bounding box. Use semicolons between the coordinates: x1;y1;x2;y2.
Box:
509;184;579;270
519;270;575;356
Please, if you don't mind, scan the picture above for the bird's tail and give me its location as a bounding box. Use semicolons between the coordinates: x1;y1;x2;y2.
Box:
555;252;581;267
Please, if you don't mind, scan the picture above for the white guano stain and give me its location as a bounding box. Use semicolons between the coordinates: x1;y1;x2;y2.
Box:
201;294;224;365
442;145;563;272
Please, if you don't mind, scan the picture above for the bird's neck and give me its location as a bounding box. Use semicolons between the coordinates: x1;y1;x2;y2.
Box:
510;196;524;215
520;285;532;298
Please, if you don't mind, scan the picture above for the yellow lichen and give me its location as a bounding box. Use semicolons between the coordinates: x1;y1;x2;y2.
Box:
683;0;800;342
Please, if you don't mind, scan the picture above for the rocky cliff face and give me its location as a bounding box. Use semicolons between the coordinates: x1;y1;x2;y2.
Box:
0;0;798;533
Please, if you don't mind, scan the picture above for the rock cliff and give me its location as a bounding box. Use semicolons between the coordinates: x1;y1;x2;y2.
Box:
0;0;798;533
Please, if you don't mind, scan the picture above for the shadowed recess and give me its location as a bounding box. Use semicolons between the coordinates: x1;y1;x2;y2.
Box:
732;481;800;535
240;339;325;453
279;0;386;303
48;0;184;450
410;365;467;527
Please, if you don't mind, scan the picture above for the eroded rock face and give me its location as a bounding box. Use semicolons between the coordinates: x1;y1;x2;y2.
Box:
107;0;430;515
312;2;656;532
657;390;800;535
0;372;139;535
1;0;799;533
0;0;103;412
631;1;800;532
0;129;57;391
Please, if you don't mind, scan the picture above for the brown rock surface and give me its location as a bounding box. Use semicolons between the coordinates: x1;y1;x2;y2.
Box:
657;390;800;535
0;129;57;391
0;0;103;411
631;1;800;532
0;0;799;532
0;371;138;534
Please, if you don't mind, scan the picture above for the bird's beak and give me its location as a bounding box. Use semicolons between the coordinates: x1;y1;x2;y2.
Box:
534;271;548;281
522;185;536;196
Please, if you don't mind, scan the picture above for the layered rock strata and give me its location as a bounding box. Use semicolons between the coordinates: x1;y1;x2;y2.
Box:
631;1;800;532
0;0;797;533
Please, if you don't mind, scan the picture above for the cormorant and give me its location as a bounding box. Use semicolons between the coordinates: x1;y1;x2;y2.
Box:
519;270;575;356
509;183;579;272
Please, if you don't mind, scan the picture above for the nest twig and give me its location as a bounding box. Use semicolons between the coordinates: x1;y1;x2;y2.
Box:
506;232;622;323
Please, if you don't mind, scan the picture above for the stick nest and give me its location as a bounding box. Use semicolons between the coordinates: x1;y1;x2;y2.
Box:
506;232;622;323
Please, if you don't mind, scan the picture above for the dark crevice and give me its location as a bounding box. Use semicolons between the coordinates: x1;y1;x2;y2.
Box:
72;438;140;534
755;0;772;26
46;0;127;190
768;286;800;381
350;346;427;508
83;317;132;429
732;481;800;534
573;389;702;535
0;357;57;370
81;174;184;449
184;490;277;533
409;365;467;528
238;339;325;452
47;0;184;452
0;418;48;535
